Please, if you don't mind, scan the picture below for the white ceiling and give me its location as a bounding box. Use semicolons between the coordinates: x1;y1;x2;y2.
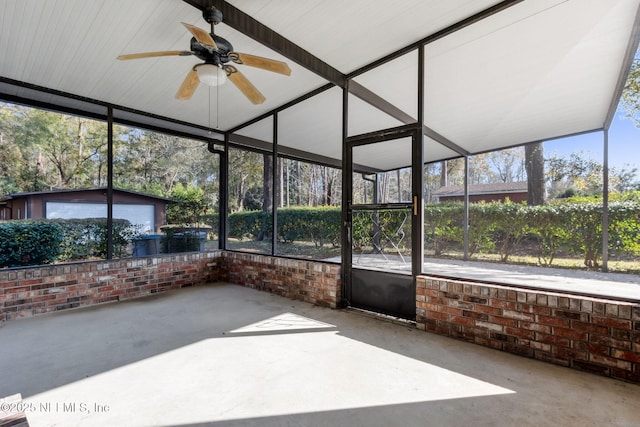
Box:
423;0;640;155
1;0;638;170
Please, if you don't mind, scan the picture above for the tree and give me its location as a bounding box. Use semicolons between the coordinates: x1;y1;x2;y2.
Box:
262;153;273;212
166;183;207;226
0;105;24;194
468;153;493;184
1;104;107;192
488;147;525;183
525;142;545;205
621;57;640;125
227;148;264;212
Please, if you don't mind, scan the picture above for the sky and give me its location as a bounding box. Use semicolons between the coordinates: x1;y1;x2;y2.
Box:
544;108;639;172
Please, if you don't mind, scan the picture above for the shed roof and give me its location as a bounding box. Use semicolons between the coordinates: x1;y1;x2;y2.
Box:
433;181;528;197
0;188;173;203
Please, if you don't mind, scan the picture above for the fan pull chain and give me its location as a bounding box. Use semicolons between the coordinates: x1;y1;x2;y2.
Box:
216;83;220;129
208;86;212;133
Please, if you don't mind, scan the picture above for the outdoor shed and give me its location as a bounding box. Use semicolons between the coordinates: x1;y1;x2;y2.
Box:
0;188;170;232
432;181;528;203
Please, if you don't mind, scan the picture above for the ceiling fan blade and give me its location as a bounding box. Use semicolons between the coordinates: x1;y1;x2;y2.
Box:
175;68;200;100
182;22;218;49
230;52;291;76
117;51;193;60
225;66;266;105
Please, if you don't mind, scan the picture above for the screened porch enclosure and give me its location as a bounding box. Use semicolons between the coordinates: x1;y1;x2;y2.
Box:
1;1;639;308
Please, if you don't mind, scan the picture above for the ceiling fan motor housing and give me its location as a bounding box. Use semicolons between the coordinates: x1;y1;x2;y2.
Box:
190;35;233;65
203;6;223;25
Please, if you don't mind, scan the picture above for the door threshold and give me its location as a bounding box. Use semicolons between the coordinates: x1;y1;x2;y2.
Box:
345;307;416;327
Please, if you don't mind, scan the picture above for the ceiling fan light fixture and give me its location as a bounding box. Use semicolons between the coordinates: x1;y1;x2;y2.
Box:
196;63;227;86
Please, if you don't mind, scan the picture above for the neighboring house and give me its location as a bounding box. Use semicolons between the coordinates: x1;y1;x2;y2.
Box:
0;188;172;232
432;181;528;204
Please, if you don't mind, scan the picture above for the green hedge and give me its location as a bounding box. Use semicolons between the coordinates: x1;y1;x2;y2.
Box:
228;207;341;248
51;218;137;261
0;220;64;267
4;199;636;269
0;218;137;267
424;200;640;267
228;200;640;267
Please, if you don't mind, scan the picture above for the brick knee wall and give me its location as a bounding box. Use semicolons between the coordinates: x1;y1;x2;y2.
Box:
4;251;639;384
222;252;341;308
416;276;640;383
0;252;222;322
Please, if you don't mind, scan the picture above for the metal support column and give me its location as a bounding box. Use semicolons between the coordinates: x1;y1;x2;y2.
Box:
220;133;230;250
414;45;425;276
463;155;470;261
340;84;351;308
106;106;114;260
602;129;609;272
272;113;278;256
411;132;424;276
207;140;226;250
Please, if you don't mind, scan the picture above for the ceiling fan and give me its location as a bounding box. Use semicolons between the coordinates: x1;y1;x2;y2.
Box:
117;5;291;104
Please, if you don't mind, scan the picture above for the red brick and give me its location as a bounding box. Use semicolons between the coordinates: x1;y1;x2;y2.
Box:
504;327;534;340
503;310;535;321
490;300;517;310
571;321;608;335
530;341;551;352
488;316;519;328
504;342;534;357
611;349;640;363
590;334;631;351
462;310;488;320
554;346;588;361
475;304;502;315
536;315;570;328
4;286;30;294
427;311;449;321
440;306;463;317
591;316;632;329
553;327;588;341
463;295;488;304
535;333;570;347
574;341;610;356
475;320;503;333
518;303;550;315
611;368;640;383
450;316;475;326
611;328;631;341
590;354;632;370
519;321;551;334
18;279;43;286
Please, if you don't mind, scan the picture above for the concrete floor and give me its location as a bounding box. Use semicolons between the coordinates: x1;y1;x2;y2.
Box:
1;283;639;427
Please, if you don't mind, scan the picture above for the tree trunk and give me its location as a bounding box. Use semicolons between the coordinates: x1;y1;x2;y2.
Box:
440;160;448;187
296;161;301;205
237;176;246;212
262;154;273;212
286;162;290;207
279;158;284;208
525;142;545;205
322;166;328;205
